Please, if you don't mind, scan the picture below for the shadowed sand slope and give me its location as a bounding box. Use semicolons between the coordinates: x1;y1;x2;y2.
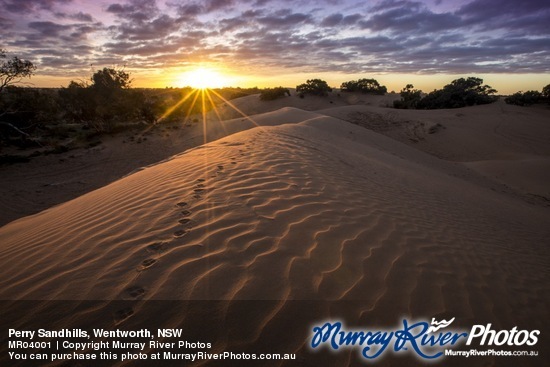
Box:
0;108;549;366
319;100;550;205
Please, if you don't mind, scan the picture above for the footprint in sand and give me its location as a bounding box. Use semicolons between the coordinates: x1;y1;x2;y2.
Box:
125;286;146;299
114;307;134;324
193;194;202;199
217;165;224;170
176;202;188;207
181;210;191;216
173;229;188;238
194;188;205;193
197;178;205;182
196;183;205;188
179;218;191;225
138;258;157;271
146;242;166;253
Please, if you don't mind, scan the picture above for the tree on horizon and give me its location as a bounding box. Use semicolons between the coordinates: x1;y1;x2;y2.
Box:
340;78;387;95
394;84;423;109
417;77;497;109
0;49;38;142
1;49;36;95
296;79;332;97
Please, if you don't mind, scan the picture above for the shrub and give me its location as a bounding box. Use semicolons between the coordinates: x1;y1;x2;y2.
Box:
58;81;96;123
296;79;332;96
417;77;497;109
259;87;291;101
504;91;543;106
90;67;131;93
0;87;61;143
393;84;422;109
58;68;157;131
341;78;387;94
226;87;260;99
542;84;550;103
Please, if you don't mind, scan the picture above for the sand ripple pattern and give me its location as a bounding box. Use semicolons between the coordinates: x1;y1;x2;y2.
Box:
0;114;548;366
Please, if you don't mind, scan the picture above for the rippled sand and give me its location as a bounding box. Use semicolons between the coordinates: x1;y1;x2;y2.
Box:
1;106;548;366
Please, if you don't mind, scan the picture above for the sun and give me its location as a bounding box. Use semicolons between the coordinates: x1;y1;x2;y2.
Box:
176;67;229;89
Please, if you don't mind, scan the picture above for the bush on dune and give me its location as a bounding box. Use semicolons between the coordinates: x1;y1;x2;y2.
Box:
340;78;387;95
416;77;498;109
259;87;291;101
296;79;332;96
393;84;422;109
505;84;550;106
392;77;498;110
504;90;543;106
543;84;550;104
226;87;260;99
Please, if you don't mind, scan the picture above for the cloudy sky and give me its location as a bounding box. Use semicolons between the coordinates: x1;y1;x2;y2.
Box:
1;0;549;92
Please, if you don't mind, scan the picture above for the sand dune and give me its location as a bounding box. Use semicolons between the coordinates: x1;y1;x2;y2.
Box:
0;92;394;227
1;103;549;366
3;93;547;226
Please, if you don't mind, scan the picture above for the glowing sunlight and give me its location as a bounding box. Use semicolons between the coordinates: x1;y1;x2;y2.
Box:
176;67;229;89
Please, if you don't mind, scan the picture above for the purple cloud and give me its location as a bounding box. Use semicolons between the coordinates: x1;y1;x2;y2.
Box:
0;0;72;13
0;0;548;78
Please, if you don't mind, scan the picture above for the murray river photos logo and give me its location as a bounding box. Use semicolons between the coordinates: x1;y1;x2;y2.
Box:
310;317;540;361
